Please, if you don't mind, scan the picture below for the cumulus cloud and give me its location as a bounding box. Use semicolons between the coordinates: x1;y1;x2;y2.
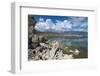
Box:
54;20;72;32
34;17;88;32
35;18;50;32
70;17;87;27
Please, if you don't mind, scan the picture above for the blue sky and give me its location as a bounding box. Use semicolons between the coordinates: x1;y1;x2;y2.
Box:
32;15;88;32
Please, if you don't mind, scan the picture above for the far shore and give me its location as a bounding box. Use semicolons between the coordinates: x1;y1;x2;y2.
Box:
35;31;88;39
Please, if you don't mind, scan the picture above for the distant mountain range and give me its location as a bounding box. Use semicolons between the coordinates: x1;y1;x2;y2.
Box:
35;31;88;38
63;31;87;35
36;30;87;35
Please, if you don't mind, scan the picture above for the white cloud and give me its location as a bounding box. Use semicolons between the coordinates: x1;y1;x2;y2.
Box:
35;18;50;32
69;17;88;31
54;20;72;32
35;18;73;32
34;17;87;32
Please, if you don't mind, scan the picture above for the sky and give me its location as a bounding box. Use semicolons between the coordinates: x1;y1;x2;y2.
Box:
32;15;88;33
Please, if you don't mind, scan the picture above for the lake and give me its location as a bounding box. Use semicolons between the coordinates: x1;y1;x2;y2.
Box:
48;37;88;58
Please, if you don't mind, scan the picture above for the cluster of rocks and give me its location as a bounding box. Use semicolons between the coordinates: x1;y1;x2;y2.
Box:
28;34;80;60
28;34;60;60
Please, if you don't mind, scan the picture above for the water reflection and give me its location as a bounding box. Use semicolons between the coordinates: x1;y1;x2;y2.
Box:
49;38;87;48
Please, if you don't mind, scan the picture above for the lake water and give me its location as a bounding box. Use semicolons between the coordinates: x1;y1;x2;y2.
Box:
49;37;87;47
48;37;88;58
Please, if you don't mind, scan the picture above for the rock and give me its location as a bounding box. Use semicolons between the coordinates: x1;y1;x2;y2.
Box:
28;26;34;34
28;15;36;33
38;35;44;42
31;43;39;49
54;49;63;59
62;54;74;59
35;47;43;52
40;42;49;48
42;49;50;60
28;49;34;60
63;47;71;54
73;49;80;55
32;35;39;43
38;35;48;43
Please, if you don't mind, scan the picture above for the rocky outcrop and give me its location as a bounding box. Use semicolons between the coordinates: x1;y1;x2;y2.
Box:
28;34;80;61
